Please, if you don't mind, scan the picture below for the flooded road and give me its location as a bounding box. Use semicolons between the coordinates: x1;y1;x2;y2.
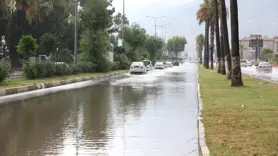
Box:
0;63;198;156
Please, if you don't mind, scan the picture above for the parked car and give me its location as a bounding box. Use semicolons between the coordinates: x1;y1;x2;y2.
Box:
130;62;147;74
173;62;179;66
246;60;252;67
142;60;153;71
240;60;248;67
166;62;173;68
256;62;272;73
154;62;165;69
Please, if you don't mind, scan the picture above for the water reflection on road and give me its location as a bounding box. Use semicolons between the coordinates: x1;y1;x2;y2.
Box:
0;63;198;156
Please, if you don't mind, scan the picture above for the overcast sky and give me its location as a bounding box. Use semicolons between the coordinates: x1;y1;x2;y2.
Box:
112;0;278;58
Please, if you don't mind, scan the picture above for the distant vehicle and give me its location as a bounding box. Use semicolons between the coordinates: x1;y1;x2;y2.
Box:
166;62;173;68
163;61;167;68
142;60;153;71
173;62;179;66
240;60;248;67
130;62;147;74
246;60;252;67
256;62;272;73
154;62;165;69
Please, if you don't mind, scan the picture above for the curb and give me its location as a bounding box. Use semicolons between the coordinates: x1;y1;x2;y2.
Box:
0;71;128;98
197;71;210;156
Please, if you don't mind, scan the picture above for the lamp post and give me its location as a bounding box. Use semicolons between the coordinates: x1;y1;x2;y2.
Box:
122;0;125;46
146;16;166;37
155;23;171;41
74;0;78;64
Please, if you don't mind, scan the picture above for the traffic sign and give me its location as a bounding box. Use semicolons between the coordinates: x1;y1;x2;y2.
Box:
249;39;263;47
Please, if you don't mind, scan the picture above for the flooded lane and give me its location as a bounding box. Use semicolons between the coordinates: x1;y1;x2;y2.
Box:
0;63;198;156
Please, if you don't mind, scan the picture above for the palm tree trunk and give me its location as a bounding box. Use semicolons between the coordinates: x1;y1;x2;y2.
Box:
230;0;243;86
204;20;210;69
214;0;221;73
210;22;214;69
219;12;226;75
199;47;203;64
220;0;231;79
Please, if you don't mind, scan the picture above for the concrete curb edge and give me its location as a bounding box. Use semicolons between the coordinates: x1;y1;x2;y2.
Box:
0;71;128;98
197;69;210;156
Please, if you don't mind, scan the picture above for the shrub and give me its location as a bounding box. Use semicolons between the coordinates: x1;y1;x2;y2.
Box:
54;64;68;76
77;62;96;73
35;61;47;78
0;60;11;83
71;64;82;74
111;61;120;71
116;53;130;69
16;35;38;62
23;62;37;79
96;59;112;72
44;61;56;77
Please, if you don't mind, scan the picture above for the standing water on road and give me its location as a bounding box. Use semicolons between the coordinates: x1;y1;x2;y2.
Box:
0;63;198;156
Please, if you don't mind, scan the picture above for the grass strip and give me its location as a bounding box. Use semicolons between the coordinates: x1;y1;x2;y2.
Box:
199;66;278;156
0;70;127;89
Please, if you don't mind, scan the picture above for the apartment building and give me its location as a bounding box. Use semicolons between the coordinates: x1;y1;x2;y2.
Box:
239;35;278;60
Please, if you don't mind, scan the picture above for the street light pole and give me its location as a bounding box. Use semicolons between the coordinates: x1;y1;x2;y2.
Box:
122;0;125;46
146;16;166;37
74;0;78;64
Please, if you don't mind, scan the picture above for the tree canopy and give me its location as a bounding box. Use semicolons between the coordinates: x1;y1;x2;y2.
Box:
167;36;187;58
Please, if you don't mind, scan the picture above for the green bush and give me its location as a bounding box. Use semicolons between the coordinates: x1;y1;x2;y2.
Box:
96;59;112;72
23;62;37;79
16;35;38;62
44;61;56;77
54;64;68;76
71;64;82;74
111;61;120;71
117;53;130;69
78;62;96;73
35;61;47;78
0;60;11;83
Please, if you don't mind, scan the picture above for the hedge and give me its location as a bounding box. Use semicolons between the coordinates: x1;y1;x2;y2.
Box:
0;60;11;83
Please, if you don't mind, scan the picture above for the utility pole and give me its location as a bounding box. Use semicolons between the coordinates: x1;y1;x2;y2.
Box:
122;0;125;46
146;16;166;37
74;0;78;64
156;23;170;40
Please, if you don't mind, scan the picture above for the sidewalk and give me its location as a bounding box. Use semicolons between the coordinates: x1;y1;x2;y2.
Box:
198;66;278;155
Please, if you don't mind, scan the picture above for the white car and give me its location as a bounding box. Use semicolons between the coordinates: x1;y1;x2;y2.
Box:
142;60;153;71
256;62;272;73
240;60;248;67
130;62;147;74
154;62;165;69
166;62;173;68
246;61;252;67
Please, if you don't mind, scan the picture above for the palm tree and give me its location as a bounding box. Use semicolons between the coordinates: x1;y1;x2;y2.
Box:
197;0;210;69
213;0;221;72
220;0;231;78
196;34;205;64
209;0;215;69
230;0;243;86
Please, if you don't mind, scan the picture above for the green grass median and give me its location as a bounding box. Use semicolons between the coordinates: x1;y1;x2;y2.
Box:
199;67;278;156
0;70;127;89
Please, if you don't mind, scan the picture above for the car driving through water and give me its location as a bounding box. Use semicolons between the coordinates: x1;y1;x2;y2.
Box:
256;62;272;73
130;62;147;74
165;62;173;68
142;60;153;72
154;62;165;69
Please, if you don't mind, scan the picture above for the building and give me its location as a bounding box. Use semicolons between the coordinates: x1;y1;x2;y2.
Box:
240;35;278;60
